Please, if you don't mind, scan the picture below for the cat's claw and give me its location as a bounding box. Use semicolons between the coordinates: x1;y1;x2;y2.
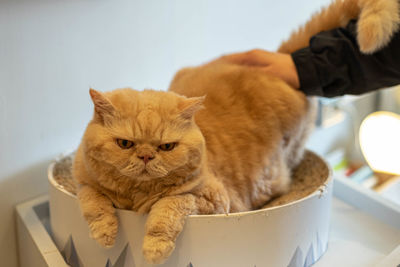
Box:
88;214;118;248
142;235;175;264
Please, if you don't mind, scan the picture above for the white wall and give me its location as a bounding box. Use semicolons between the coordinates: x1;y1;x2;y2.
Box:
0;0;330;266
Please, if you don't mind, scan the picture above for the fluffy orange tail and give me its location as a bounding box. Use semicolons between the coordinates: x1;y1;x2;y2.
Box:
278;0;400;54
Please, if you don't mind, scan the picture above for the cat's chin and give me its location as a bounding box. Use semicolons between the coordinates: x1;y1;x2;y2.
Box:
134;170;166;182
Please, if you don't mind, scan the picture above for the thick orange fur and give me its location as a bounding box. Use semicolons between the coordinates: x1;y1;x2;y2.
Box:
169;63;314;212
73;0;400;264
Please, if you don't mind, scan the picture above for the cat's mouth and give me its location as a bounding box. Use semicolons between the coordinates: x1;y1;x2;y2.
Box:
136;165;169;180
120;161;169;181
141;169;150;175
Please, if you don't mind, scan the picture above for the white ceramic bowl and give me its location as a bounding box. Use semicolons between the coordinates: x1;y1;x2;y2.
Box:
48;151;332;267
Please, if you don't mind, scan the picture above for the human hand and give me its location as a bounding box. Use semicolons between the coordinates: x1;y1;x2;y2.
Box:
220;49;300;89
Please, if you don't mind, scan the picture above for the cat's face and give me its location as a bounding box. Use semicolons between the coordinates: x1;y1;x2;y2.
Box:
83;89;205;182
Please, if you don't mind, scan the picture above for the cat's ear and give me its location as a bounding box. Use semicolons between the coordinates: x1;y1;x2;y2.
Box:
89;88;116;122
178;96;206;120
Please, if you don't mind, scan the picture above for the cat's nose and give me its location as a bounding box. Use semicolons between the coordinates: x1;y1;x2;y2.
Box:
138;155;154;164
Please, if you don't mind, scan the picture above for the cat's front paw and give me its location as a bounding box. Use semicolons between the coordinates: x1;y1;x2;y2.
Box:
142;235;175;265
88;214;118;248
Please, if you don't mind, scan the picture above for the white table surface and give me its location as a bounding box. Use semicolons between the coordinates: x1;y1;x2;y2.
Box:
314;198;400;267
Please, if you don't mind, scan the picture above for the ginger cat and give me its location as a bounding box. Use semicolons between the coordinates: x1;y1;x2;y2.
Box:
73;0;399;264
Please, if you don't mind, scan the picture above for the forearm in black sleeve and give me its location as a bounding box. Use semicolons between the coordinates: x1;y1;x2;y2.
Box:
291;20;400;98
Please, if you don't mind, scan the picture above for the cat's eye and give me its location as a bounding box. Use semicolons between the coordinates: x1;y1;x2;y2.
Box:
159;142;177;151
116;139;134;149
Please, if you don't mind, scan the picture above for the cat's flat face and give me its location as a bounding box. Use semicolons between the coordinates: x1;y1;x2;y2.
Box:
84;89;205;182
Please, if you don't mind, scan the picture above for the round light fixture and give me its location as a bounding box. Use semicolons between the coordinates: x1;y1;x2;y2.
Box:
359;111;400;175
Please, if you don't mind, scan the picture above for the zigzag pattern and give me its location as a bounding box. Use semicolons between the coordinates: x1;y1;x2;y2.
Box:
61;236;84;267
105;244;135;267
61;235;194;267
287;232;327;267
62;232;328;267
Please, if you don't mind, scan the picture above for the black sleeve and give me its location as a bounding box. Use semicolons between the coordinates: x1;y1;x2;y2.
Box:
291;20;400;97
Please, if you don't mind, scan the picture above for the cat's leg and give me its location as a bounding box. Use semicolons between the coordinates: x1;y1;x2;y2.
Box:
77;185;118;247
142;194;197;264
285;97;317;169
267;153;292;198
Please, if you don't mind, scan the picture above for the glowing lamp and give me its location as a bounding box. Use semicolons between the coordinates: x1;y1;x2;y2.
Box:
359;111;400;175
